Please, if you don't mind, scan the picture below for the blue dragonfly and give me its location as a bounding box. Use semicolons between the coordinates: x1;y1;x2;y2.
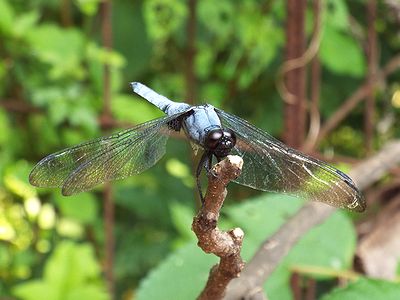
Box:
29;83;365;212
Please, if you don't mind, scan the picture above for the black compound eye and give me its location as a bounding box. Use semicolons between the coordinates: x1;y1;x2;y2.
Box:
223;128;236;144
205;129;223;150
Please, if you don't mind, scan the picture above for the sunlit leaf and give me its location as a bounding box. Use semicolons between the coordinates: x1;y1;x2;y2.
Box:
13;280;59;300
4;160;36;199
0;0;14;34
322;278;400;300
74;0;102;16
13;11;40;38
13;241;107;300
26;24;86;79
320;24;365;77
324;0;350;30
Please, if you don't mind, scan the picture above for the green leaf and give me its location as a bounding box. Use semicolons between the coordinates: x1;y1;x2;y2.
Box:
320;24;365;77
324;0;350;30
13;241;107;300
74;0;102;16
27;24;86;79
111;94;163;124
53;193;98;225
44;241;101;289
13;280;59;300
226;194;356;299
198;0;234;43
13;11;40;38
0;0;14;34
136;243;218;300
169;201;195;241
66;285;108;300
287;212;356;273
4;160;36;199
144;0;187;41
322;278;400;300
0;108;10;146
137;194;357;300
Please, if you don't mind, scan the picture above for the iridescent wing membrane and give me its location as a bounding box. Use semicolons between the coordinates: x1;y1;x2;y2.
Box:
29;110;192;196
215;108;365;212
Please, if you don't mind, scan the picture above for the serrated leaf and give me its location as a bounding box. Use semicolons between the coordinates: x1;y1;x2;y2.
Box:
322;278;400;300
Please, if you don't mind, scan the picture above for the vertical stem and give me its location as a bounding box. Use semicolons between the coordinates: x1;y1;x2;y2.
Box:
61;0;72;27
185;0;197;105
365;0;377;154
303;0;321;153
101;0;113;118
103;183;114;299
305;278;316;300
185;0;200;205
290;272;302;300
100;0;114;298
284;0;307;148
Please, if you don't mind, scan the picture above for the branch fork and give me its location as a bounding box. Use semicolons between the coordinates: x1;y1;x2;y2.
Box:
192;155;245;300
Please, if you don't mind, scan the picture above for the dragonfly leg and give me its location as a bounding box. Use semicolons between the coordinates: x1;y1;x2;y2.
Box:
196;151;212;205
205;154;218;178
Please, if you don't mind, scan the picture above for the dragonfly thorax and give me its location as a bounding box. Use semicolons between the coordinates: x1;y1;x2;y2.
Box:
204;128;236;158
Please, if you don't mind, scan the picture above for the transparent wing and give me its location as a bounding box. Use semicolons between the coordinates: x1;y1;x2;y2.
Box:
29;110;192;195
215;108;365;212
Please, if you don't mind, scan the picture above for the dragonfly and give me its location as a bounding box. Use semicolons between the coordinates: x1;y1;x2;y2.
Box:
29;82;365;212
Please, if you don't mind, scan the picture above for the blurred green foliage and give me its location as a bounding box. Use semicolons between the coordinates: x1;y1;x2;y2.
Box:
0;0;399;299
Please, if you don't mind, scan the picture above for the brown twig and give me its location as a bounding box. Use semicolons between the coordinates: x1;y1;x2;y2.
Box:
193;156;245;300
224;141;400;299
100;1;115;299
0;99;41;114
281;0;307;148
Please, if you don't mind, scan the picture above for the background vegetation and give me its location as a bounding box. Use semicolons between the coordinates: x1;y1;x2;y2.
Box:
1;0;399;299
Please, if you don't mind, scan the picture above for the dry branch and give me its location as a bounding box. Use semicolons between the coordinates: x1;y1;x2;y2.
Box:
193;155;245;300
223;141;400;300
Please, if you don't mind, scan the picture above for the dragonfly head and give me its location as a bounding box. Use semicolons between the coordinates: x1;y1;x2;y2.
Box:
205;128;236;158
